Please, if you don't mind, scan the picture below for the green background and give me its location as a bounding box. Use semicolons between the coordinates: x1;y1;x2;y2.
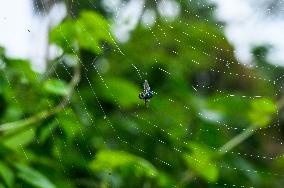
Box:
0;0;284;187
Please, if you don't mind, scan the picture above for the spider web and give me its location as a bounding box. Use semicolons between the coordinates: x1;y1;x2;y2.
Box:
3;0;284;187
40;0;284;186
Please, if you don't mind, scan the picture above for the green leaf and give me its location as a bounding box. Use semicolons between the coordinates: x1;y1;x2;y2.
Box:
183;142;219;182
43;79;69;96
2;104;23;123
15;163;55;188
97;78;140;108
248;98;277;128
3;129;35;150
39;120;58;143
207;93;251;127
0;161;14;187
50;11;113;54
56;108;81;140
49;20;77;54
156;172;175;188
90;150;157;178
76;11;113;54
5;59;38;84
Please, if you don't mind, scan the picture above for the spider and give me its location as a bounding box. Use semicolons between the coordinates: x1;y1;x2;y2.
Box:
139;80;154;107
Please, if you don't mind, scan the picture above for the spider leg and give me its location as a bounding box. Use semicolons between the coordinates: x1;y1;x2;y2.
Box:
139;92;145;99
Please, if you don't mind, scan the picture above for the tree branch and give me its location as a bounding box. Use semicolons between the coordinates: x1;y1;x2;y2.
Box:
218;126;256;154
219;96;284;155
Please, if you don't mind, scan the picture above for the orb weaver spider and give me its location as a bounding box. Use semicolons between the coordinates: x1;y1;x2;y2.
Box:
139;80;154;107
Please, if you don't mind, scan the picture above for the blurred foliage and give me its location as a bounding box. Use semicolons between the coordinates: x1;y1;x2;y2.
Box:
50;11;113;54
1;0;284;188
